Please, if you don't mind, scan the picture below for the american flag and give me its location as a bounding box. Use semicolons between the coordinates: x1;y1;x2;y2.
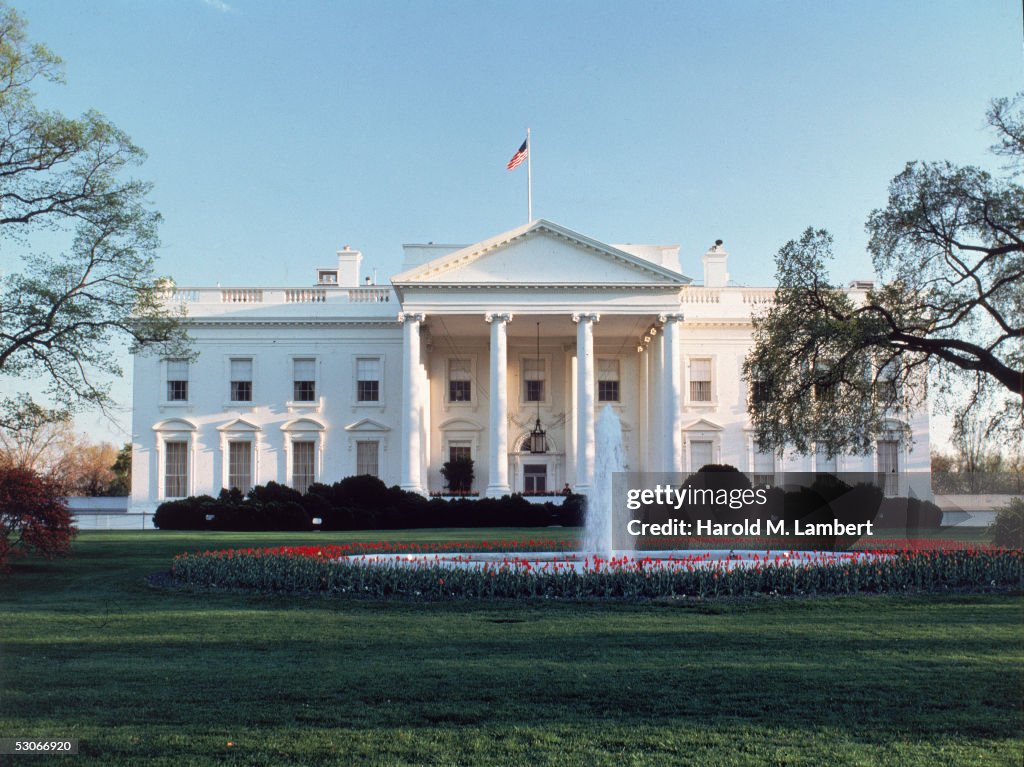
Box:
506;138;528;170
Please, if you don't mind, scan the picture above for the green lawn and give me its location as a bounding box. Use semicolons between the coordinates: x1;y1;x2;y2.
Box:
0;530;1021;766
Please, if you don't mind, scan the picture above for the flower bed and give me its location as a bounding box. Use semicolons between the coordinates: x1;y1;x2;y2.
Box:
167;542;1023;601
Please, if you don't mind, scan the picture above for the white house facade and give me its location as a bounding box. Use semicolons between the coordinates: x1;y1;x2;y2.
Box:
130;220;931;512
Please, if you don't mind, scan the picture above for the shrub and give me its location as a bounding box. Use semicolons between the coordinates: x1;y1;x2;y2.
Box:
334;474;389;509
0;466;76;570
440;457;475;493
154;495;216;530
248;481;302;506
990;498;1024;549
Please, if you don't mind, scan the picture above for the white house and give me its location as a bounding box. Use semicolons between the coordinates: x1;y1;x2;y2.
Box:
130;219;930;512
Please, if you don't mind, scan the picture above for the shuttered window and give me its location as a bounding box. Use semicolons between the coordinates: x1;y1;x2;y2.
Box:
293;358;316;401
230;358;253;402
292;441;315;494
165;441;188;498
689;359;712;402
597;358;620;402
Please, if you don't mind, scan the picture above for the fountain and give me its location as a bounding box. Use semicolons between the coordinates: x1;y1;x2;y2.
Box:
582;405;626;556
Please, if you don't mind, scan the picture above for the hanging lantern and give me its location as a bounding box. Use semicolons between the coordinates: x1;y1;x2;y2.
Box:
529;321;547;454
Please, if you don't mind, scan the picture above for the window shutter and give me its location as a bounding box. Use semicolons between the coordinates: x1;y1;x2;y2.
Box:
449;359;471;381
523;358;544;381
231;358;252;381
357;358;380;380
167;359;189;380
690;359;711;382
597;359;619;381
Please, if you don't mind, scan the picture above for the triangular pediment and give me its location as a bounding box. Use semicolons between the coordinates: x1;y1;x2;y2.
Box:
343;418;390;432
218;418;262;432
392;220;690;287
683;418;723;432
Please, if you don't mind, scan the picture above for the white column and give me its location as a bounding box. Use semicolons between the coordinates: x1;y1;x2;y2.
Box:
484;312;513;497
638;343;649;472
418;360;430;491
399;312;426;494
660;312;685;475
573;312;600;492
567;353;577;485
653;328;665;472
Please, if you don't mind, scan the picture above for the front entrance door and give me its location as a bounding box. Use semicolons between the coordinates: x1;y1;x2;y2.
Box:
524;464;547;493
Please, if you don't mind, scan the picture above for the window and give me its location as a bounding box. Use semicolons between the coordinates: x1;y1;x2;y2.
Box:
227;441;253;492
689;358;712;402
164;441;188;498
292;440;315;494
356;357;380;402
877;440;899;496
524;464;547;493
597;358;620;402
293;358;316;402
230;358;253;402
814;363;835;403
875;359;900;403
752;444;775;487
690;440;713;471
448;359;472;402
356;440;380;477
750;378;771;407
449;442;472;463
166;359;189;402
317;270;338;284
523;357;544;402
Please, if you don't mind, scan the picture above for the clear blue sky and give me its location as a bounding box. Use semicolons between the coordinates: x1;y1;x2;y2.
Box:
7;0;1024;444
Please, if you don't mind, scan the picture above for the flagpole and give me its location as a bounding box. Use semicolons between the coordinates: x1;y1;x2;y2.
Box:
526;127;532;222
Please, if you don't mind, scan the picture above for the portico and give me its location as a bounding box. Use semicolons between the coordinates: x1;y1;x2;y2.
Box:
390;219;691;496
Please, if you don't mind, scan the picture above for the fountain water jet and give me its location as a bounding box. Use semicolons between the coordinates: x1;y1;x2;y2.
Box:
583;405;627;556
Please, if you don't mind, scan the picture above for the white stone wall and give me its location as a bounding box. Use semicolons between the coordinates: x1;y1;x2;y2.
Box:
131;222;932;509
131;323;404;511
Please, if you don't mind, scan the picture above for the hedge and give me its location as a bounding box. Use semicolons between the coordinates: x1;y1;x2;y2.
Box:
154;476;585;531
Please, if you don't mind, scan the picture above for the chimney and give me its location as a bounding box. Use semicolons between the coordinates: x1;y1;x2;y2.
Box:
336;245;363;287
702;239;729;287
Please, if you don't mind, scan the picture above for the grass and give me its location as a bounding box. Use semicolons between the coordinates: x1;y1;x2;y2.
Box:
0;529;1021;766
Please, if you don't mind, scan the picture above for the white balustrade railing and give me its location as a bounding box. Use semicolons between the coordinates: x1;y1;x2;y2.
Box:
165;285;396;306
221;288;264;304
741;289;776;304
285;289;327;303
680;287;721;303
349;287;392;303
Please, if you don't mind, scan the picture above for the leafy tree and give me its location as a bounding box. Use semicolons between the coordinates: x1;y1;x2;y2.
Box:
0;4;187;421
744;95;1023;456
0;395;72;476
440;457;474;494
109;442;131;496
0;465;75;570
0;396;129;495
